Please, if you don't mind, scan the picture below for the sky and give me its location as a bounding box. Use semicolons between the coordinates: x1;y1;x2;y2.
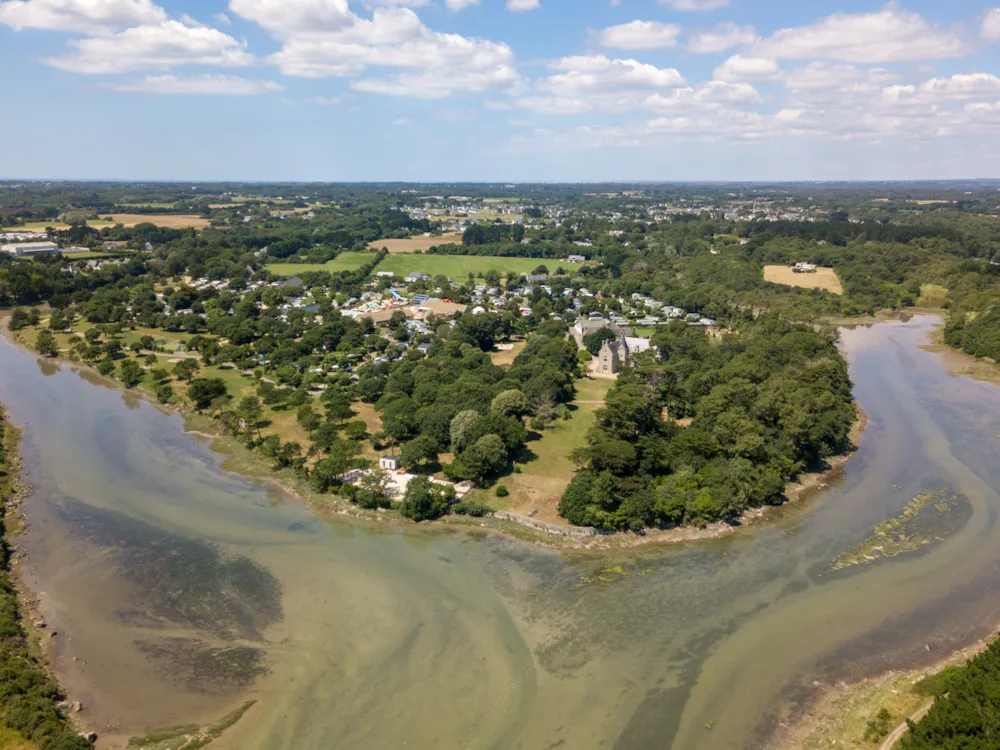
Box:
1;0;1000;182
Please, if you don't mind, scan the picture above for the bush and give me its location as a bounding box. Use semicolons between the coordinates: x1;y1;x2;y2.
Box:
452;501;492;517
495;485;509;497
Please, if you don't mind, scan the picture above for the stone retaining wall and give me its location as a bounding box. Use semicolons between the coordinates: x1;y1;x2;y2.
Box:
492;510;597;537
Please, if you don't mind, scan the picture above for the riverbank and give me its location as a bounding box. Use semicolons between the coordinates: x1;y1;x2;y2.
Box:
768;633;995;750
0;406;96;748
0;313;870;553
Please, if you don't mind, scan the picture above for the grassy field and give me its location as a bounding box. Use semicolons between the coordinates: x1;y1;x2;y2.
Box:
918;284;949;307
764;265;844;294
0;726;34;750
476;376;612;525
490;341;526;366
376;254;543;278
367;234;463;253
266;252;546;278
265;252;377;276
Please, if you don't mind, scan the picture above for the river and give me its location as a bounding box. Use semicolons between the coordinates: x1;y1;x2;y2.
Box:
3;314;1000;750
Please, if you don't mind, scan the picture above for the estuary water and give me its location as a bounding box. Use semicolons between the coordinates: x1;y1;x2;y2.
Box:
4;314;1000;750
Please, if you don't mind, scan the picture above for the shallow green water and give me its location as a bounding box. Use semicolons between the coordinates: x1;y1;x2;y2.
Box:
4;315;1000;749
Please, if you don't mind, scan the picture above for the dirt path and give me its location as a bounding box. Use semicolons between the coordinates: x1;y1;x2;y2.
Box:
878;698;934;750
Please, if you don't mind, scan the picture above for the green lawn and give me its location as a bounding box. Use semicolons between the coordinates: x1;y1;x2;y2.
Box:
267;252;558;279
472;376;612;525
265;252;377;276
376;254;544;278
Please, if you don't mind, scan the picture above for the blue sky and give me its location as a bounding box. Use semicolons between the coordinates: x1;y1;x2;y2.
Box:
1;0;1000;181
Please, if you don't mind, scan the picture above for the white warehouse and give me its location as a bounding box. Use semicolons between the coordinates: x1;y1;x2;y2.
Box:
2;242;59;257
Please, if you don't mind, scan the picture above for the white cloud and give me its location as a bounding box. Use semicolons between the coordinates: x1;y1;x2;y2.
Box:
353;65;520;98
983;9;1000;42
644;81;761;112
658;0;728;10
506;0;539;10
597;20;682;50
752;8;965;63
883;73;1000;105
713;55;780;82
445;0;478;9
0;0;165;33
110;74;283;94
366;0;428;6
508;118;533;126
688;21;756;54
542;55;685;95
500;55;686;114
213;11;231;24
313;95;341;104
392;117;411;125
46;20;255;74
230;1;516;98
784;62;866;92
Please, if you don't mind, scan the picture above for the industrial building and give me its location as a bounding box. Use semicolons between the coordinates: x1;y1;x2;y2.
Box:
1;241;59;256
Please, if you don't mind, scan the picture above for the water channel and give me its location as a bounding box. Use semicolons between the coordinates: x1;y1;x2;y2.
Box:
3;314;1000;750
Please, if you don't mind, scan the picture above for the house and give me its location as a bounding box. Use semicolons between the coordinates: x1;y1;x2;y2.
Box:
376;271;395;278
567;254;587;263
2;241;59;256
596;333;652;375
379;455;401;471
277;276;303;288
793;262;817;273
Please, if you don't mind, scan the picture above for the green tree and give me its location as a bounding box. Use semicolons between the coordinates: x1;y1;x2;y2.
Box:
119;358;143;389
235;395;264;438
491;389;528;419
455;434;509;485
400;476;454;521
401;434;439;469
188;377;228;410
355;470;393;509
35;329;58;357
450;409;482;452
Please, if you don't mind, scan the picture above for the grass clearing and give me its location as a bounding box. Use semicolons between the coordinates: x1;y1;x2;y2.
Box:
764;265;844;294
265;252;376;276
376;253;544;278
490;341;526;366
477;377;612;526
918;284;949;307
0;726;34;750
266;252;547;279
367;234;463;253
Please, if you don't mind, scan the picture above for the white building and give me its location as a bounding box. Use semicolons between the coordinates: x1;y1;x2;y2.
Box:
2;242;59;256
379;456;401;471
567;254;587;263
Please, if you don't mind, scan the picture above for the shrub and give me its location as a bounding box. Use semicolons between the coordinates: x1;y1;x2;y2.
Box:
495;485;509;497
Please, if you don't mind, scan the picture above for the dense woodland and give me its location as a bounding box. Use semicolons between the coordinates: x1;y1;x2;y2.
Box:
559;319;855;529
902;637;1000;749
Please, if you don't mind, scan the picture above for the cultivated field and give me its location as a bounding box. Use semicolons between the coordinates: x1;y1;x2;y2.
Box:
2;214;210;233
97;214;211;229
266;252;547;278
367;233;463;253
764;265;844;294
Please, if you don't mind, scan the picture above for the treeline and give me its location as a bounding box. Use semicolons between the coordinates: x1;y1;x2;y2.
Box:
901;635;1000;749
559;318;856;530
462;223;525;245
0;407;93;749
